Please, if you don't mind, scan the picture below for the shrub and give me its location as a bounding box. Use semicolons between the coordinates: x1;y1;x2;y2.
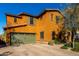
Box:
61;43;71;49
61;43;69;49
48;40;53;45
48;38;61;45
54;38;60;44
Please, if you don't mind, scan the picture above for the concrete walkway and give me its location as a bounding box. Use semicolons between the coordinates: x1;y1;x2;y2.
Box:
0;43;79;56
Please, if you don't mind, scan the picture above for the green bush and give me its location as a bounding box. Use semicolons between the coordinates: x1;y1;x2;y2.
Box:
48;40;53;45
61;43;71;49
61;43;69;49
71;42;79;52
48;38;61;45
54;38;60;44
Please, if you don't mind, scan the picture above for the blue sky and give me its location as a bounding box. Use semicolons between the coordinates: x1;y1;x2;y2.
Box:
0;3;68;34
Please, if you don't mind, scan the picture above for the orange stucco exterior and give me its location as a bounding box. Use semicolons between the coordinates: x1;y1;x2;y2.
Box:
4;9;64;44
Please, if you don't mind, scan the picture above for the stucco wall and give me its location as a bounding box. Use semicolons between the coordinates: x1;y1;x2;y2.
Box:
5;11;64;43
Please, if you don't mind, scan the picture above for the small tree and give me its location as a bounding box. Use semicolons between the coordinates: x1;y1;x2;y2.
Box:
63;3;79;48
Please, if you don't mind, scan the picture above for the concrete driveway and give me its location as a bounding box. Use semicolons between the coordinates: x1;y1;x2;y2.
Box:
0;43;79;56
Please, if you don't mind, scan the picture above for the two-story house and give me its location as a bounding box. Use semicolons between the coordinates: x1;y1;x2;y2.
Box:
4;9;64;45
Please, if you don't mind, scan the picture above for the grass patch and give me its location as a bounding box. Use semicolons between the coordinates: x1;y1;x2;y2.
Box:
71;42;79;52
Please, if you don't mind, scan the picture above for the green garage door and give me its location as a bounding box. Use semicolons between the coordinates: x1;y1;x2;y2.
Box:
10;33;36;45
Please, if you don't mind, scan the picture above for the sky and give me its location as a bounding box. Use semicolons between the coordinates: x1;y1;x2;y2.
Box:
0;3;68;34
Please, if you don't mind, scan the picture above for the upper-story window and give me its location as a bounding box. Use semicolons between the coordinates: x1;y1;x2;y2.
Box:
56;16;61;23
14;17;17;23
29;17;34;25
40;16;43;19
50;14;53;21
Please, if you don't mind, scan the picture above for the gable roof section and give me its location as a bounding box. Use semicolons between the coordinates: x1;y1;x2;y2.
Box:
5;9;64;18
38;9;63;17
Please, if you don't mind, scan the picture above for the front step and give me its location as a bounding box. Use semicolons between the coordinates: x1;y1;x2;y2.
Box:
36;41;48;44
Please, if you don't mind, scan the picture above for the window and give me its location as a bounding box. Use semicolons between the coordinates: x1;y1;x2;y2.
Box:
14;17;17;23
56;16;60;23
13;29;15;32
50;14;53;21
30;17;34;24
40;32;44;39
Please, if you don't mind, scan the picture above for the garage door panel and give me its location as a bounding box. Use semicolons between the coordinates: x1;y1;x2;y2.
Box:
11;33;36;45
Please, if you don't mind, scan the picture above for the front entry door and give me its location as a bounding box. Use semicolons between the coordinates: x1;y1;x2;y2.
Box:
52;31;55;40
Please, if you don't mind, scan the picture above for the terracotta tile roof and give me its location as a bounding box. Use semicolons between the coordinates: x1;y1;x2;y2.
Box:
5;13;22;18
5;9;64;18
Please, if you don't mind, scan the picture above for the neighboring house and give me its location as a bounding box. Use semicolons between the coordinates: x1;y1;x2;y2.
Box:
4;9;64;45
